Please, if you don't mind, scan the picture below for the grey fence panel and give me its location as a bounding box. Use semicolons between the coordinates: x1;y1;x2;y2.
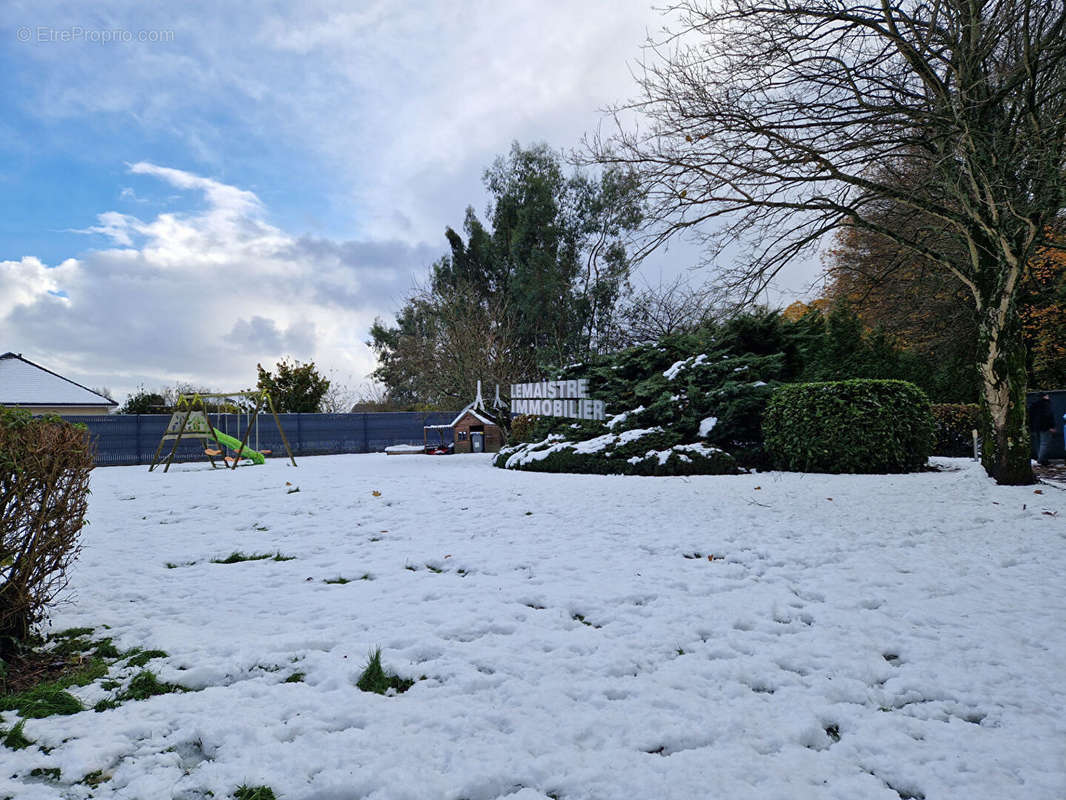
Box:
64;412;459;467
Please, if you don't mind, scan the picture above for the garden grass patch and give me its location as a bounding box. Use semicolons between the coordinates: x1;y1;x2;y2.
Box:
49;627;94;640
211;552;294;564
126;649;168;668
95;670;186;711
1;720;33;749
233;785;277;800
0;683;84;719
323;576;350;584
211;551;274;564
81;770;109;788
121;670;181;701
356;649;415;695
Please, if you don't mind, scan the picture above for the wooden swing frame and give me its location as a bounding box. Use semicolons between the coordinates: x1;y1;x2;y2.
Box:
148;390;297;472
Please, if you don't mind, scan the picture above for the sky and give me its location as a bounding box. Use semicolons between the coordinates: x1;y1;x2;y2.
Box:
0;1;822;403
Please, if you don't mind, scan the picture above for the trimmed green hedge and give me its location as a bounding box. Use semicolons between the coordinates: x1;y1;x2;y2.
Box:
762;380;933;473
931;403;978;457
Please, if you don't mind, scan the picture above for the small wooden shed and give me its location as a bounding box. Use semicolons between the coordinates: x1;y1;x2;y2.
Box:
451;407;503;453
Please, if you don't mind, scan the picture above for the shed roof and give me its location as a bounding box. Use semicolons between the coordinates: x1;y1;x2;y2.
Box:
449;405;497;428
0;352;117;407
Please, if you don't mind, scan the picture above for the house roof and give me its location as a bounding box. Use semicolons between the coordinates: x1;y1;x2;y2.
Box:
0;352;118;407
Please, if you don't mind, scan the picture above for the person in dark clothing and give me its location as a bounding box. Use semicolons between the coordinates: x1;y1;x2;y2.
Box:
1029;393;1056;466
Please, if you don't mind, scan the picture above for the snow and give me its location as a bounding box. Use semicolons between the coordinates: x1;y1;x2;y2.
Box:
662;354;707;381
0;352;116;407
606;406;644;430
698;416;718;437
3;455;1065;800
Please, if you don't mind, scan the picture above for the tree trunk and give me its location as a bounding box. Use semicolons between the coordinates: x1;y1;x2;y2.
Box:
976;299;1034;485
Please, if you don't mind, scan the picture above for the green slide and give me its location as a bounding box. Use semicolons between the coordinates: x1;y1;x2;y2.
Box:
211;428;266;465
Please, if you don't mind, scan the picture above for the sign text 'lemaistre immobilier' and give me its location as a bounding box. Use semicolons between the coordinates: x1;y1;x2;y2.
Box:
510;379;605;421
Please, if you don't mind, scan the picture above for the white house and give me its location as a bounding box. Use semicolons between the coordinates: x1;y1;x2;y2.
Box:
0;352;117;416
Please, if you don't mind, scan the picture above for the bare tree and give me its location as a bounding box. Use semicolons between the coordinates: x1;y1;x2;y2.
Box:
348;381;398;412
594;0;1066;484
319;371;360;414
610;274;725;346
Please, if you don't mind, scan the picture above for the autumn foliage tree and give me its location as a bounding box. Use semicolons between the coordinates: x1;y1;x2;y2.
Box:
1020;246;1066;390
825;224;1066;402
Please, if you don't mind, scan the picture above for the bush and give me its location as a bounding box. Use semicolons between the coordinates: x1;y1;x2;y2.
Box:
931;403;979;457
763;380;933;473
507;413;541;444
0;409;94;657
495;430;739;476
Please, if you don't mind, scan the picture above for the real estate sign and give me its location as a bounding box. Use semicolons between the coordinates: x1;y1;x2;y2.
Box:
510;379;605;421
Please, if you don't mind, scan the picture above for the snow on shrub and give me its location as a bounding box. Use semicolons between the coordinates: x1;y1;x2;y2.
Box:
762;379;934;474
499;316;799;476
495;428;738;476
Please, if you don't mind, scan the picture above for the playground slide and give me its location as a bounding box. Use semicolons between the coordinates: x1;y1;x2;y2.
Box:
211;428;266;465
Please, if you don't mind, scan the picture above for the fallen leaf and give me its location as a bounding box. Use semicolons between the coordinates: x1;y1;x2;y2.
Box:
826;497;833;501
754;486;762;490
372;490;381;497
1033;489;1043;494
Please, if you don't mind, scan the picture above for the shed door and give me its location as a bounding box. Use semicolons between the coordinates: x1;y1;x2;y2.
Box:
471;431;485;453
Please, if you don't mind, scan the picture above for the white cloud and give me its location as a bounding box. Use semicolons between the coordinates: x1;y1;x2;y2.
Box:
0;165;434;400
6;0;660;242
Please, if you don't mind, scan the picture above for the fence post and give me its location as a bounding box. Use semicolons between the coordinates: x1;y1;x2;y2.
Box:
135;414;142;465
362;413;369;453
296;413;302;455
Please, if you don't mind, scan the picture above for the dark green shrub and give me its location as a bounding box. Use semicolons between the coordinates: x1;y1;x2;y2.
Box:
0;409;94;657
495;431;739;476
763;380;934;473
931;403;979;457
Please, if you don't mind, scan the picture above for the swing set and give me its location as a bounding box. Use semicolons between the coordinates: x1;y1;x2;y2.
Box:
148;390;297;473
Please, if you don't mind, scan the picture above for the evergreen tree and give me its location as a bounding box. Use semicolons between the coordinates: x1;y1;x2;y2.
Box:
256;359;329;413
370;143;644;406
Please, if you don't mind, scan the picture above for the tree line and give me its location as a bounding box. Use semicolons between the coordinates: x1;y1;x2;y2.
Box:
373;0;1064;485
120;359;332;414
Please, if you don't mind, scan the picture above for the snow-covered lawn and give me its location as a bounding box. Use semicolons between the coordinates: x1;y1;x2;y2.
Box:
4;455;1065;800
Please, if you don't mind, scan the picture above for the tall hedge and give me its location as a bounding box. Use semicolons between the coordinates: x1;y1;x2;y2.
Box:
0;409;94;657
763;380;934;473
